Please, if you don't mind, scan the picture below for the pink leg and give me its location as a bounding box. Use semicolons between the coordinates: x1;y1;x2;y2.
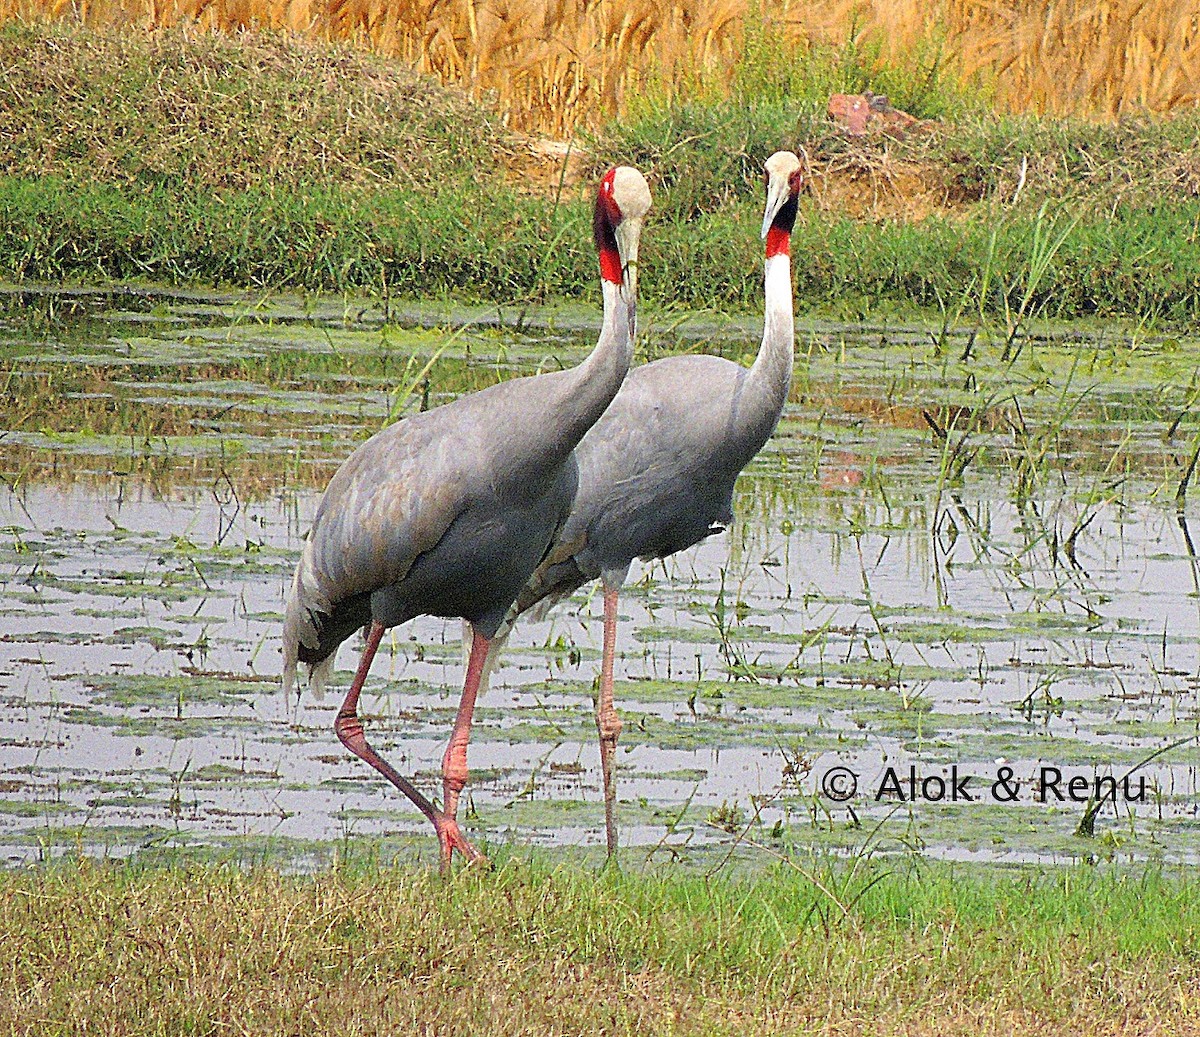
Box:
596;584;623;857
334;621;485;871
439;629;492;870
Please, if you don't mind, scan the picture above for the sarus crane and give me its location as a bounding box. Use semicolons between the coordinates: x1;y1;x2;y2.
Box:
282;168;652;869
471;151;804;855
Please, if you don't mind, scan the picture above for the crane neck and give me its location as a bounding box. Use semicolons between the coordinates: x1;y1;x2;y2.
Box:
744;250;794;435
551;278;633;450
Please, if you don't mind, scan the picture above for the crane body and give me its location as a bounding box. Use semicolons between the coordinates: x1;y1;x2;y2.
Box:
522;349;787;601
484;152;804;855
285;368;590;676
281;167;652;868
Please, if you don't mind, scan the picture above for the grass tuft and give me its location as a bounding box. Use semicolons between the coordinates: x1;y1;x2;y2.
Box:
0;22;506;193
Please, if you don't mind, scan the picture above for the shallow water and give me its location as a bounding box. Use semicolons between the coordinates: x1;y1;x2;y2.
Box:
1;286;1197;869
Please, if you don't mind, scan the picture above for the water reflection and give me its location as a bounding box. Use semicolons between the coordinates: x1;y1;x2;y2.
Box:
0;289;1196;867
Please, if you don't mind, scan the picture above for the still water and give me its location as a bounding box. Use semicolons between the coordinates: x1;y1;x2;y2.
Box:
1;287;1196;867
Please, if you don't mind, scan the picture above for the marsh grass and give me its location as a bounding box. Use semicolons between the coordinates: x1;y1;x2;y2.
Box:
4;0;1200;132
1;291;1196;506
2;24;1200;324
0;856;1196;1035
7;168;1200;323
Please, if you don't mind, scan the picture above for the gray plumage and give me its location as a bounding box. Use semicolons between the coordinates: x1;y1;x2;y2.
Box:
283;373;583;694
282;167;652;701
496;151;803;639
509;350;789;617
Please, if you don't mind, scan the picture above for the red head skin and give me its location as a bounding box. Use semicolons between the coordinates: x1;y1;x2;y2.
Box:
765;168;804;259
594;168;624;284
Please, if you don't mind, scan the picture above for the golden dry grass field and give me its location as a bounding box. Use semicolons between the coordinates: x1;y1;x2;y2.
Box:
1;0;1198;134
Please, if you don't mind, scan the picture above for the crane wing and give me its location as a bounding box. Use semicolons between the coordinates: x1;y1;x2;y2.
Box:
282;408;474;690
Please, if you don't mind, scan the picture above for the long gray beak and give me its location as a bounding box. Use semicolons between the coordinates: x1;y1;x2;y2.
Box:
761;179;790;239
615;216;642;305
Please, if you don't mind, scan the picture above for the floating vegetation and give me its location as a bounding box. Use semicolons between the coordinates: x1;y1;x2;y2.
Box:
0;287;1197;869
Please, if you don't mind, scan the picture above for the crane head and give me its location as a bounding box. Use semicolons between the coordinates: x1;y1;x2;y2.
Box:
595;166;652;305
761;151;805;245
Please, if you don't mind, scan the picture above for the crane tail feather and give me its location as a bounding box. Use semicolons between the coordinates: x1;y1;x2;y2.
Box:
282;655;298;698
308;655;335;701
280;643;334;702
460;619;472;673
282;536;334;699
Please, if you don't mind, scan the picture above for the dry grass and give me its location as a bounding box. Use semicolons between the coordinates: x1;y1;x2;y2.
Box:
0;24;507;191
1;0;1198;134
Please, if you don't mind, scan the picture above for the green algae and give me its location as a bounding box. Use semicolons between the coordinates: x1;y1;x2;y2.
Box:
2;291;1200;867
81;673;260;708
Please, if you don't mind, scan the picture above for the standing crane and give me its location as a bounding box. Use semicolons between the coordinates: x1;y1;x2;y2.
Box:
282;168;652;870
473;151;804;856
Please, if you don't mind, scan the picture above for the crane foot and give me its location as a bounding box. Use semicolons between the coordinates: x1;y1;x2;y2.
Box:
435;814;488;874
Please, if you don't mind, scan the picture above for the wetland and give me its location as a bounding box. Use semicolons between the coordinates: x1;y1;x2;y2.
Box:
3;20;1200;1037
1;286;1196;870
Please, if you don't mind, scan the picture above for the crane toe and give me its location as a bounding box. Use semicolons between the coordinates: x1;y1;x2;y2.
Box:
435;814;488;873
